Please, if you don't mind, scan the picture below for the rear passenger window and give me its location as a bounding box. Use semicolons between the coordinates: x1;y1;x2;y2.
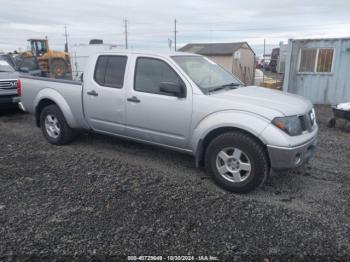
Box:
94;56;108;85
134;57;183;95
94;55;127;88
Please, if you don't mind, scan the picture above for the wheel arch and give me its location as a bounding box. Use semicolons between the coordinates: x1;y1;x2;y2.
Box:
34;89;78;128
196;126;270;168
49;57;67;65
192;111;271;168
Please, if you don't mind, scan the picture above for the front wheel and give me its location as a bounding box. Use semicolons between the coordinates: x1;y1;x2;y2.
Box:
344;122;350;133
40;105;75;145
205;132;269;193
327;117;336;128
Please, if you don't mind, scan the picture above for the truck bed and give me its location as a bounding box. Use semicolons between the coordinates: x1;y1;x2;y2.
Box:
20;75;89;129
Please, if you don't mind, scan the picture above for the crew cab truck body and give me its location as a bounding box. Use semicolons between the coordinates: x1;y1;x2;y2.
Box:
20;50;318;193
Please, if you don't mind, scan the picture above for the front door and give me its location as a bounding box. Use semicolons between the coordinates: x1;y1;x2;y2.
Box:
125;56;192;149
83;55;128;135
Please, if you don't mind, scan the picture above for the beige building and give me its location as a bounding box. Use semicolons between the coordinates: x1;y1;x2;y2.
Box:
179;42;256;85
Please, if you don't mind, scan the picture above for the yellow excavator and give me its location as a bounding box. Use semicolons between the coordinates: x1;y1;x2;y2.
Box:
17;37;72;79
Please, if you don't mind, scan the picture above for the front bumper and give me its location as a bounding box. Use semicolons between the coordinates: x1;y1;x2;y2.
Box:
267;136;317;170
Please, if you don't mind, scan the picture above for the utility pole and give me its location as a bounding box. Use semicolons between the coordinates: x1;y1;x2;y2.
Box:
168;38;172;51
124;19;128;49
174;19;177;51
64;24;69;52
263;38;266;83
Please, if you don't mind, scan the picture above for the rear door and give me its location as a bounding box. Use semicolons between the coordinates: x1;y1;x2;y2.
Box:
125;55;192;149
83;55;128;134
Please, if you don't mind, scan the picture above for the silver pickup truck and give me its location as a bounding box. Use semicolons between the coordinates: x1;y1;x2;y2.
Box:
20;50;318;193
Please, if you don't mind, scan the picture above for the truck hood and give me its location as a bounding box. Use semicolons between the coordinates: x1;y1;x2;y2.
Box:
211;86;313;117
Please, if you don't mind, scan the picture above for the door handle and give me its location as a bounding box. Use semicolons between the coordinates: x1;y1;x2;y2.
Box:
127;96;141;103
87;90;98;96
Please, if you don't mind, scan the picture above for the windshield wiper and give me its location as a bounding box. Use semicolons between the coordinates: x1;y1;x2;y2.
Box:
220;82;242;88
207;82;241;94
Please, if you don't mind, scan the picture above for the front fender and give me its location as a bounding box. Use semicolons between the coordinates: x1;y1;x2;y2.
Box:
34;88;78;128
191;110;271;154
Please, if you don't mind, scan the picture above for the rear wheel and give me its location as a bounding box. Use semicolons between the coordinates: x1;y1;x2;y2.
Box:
40;105;75;145
205;132;269;193
50;59;67;79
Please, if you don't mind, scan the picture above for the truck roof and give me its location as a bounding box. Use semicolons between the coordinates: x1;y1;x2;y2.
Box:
95;49;200;58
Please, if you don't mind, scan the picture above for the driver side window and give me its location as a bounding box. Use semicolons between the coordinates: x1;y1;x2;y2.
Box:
134;57;184;96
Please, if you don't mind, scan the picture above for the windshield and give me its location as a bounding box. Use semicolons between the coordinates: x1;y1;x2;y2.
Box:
0;60;15;72
172;55;242;93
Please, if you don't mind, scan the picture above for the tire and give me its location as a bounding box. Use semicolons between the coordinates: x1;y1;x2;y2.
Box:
50;59;67;79
40;105;75;145
327;117;336;128
205;132;269;193
344;122;350;133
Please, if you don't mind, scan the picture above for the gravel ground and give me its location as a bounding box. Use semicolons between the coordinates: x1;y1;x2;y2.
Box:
0;105;350;261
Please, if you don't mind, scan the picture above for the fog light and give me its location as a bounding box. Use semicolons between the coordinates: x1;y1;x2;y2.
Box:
295;153;302;165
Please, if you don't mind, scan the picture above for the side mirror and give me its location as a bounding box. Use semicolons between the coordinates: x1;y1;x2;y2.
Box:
80;73;84;82
19;67;29;73
159;82;185;98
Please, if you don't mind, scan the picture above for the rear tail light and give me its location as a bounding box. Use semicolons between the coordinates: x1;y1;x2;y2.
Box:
17;79;21;96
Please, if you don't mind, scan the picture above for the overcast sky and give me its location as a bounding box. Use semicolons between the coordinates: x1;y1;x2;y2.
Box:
1;0;350;55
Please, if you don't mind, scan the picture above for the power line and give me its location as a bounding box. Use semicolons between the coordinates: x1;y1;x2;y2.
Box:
177;20;350;33
129;20;350;35
11;20;349;39
2;19;350;50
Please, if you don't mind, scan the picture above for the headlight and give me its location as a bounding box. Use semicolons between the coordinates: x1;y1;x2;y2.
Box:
310;108;316;125
272;115;303;136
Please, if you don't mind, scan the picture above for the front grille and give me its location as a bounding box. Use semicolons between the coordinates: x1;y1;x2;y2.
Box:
0;80;17;90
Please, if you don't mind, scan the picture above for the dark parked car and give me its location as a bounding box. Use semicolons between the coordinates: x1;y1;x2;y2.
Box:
14;56;43;77
0;54;17;69
0;59;21;109
1;54;42;77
